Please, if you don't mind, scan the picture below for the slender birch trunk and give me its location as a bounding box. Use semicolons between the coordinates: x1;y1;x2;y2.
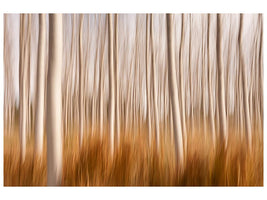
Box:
150;14;160;150
79;14;84;148
207;14;216;147
238;14;252;152
34;14;46;158
26;14;31;140
179;14;187;153
146;14;152;146
108;14;115;155
99;16;106;138
92;16;99;136
216;14;228;149
166;14;184;169
19;14;27;163
260;15;263;126
114;14;120;146
47;14;63;186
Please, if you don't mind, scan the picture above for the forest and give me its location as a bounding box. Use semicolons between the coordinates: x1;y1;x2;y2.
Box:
3;13;263;186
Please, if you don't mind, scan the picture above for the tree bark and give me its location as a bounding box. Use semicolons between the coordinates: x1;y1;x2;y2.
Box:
217;14;228;149
47;14;63;186
179;14;187;153
34;14;46;158
238;14;252;152
99;16;106;138
114;14;120;146
166;14;184;169
150;14;160;150
19;14;27;163
146;14;152;146
207;14;216;147
108;14;115;155
79;14;84;148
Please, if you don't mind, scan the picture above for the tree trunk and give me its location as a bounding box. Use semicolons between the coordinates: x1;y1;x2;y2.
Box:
114;14;120;146
79;14;84;148
34;14;46;158
150;14;160;151
25;14;31;140
217;14;228;149
108;14;115;156
207;14;216;147
166;14;184;169
258;14;263;132
92;16;100;136
179;14;187;154
47;14;63;186
19;14;27;163
99;16;106;138
145;14;152;146
239;14;252;152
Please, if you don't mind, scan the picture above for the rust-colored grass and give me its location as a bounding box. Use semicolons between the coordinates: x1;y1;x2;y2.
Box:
4;122;263;186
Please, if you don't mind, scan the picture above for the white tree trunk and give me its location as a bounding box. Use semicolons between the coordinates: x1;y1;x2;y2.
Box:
25;14;31;140
98;16;106;138
179;14;187;154
166;14;184;169
207;14;216;147
108;14;115;155
114;14;120;146
34;14;46;158
19;14;27;163
46;14;63;186
150;14;160;151
79;14;84;148
239;14;252;152
217;14;228;149
146;14;152;146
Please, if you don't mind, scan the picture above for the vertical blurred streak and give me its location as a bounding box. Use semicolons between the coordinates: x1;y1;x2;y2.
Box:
250;16;260;131
99;15;106;138
253;15;260;133
114;14;120;147
79;14;84;148
225;15;231;121
207;14;216;148
25;14;31;140
188;14;194;136
145;14;152;147
47;13;63;186
75;14;80;135
216;14;228;150
4;14;16;137
3;14;8;135
238;35;244;140
91;14;99;136
29;14;32;139
134;14;139;137
150;14;160;151
69;14;76;135
179;14;187;154
166;14;184;170
108;13;115;156
164;53;169;141
238;14;252;152
19;14;26;163
137;14;143;136
258;14;263;133
83;15;90;136
34;14;46;158
201;15;207;137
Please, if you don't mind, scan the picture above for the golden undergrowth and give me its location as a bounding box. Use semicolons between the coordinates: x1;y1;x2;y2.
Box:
4;122;263;186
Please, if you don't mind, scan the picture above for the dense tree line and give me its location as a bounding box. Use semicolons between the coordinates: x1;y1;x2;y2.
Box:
4;14;263;185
